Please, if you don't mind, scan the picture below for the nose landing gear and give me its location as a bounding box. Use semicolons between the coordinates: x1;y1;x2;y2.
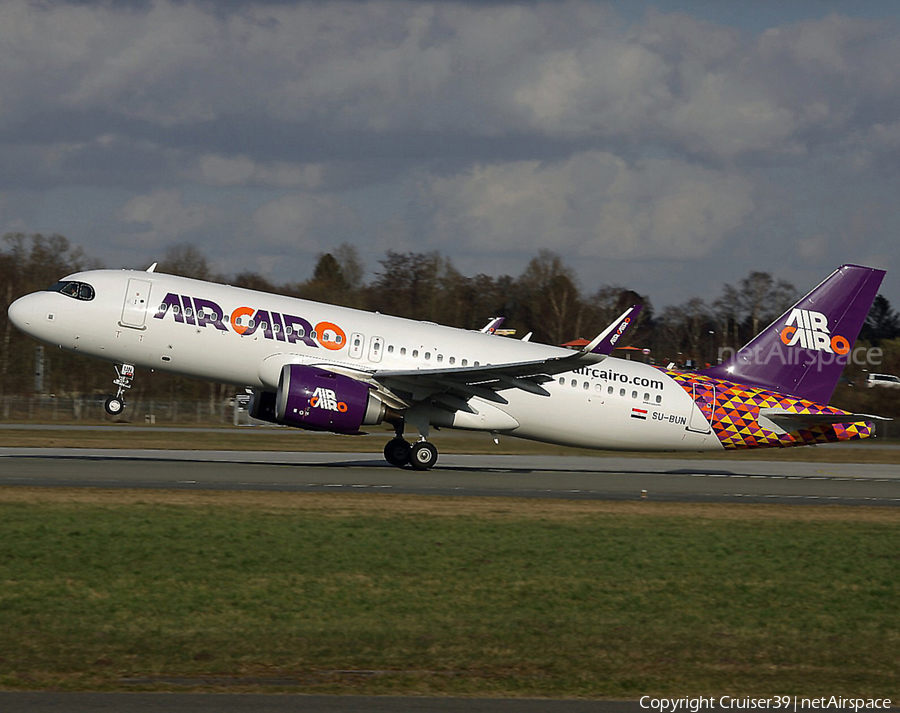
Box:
104;363;135;416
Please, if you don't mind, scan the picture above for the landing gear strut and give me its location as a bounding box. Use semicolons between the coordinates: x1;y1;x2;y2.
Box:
105;363;134;416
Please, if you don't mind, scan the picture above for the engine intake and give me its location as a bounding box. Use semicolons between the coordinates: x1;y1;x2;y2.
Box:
274;364;387;434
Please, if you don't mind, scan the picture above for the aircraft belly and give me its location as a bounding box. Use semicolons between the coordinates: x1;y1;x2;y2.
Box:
500;377;723;452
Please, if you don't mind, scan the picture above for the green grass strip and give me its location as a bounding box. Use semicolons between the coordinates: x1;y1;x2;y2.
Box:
0;493;897;698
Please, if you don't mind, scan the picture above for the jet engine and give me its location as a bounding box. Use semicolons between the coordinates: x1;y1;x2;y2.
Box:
252;364;390;434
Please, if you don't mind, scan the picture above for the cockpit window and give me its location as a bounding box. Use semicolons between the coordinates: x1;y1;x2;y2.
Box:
47;281;95;301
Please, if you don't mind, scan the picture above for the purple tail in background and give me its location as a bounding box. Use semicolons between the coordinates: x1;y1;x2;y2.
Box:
702;264;886;404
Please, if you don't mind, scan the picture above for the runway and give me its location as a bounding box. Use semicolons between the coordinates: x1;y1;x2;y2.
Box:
1;448;898;505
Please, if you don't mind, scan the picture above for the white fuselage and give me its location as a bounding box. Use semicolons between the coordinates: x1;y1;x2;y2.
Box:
9;269;723;452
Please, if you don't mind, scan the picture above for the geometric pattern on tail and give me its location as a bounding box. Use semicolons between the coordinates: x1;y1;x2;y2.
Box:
663;369;874;450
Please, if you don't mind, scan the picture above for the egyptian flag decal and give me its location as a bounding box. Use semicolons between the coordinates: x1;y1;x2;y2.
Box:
631;408;648;420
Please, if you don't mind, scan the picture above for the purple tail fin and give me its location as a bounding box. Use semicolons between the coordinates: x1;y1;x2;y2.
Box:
702;264;885;404
585;304;642;355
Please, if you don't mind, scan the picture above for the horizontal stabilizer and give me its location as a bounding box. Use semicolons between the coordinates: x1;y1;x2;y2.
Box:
757;407;890;436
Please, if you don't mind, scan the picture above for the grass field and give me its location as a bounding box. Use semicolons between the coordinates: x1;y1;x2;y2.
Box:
0;488;897;698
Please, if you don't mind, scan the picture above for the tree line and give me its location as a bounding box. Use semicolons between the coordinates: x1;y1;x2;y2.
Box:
1;233;898;416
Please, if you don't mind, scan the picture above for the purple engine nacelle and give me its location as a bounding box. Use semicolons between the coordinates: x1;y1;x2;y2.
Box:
274;364;387;434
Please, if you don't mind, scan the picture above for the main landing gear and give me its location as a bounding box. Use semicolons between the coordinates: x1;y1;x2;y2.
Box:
104;363;135;416
383;424;439;471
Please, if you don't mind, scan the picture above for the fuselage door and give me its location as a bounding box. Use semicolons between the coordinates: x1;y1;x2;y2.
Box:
348;332;365;359
687;382;716;434
120;278;152;329
368;336;384;363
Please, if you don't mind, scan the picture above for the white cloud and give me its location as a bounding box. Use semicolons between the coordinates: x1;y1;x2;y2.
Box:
424;152;756;259
3;2;900;161
251;193;360;251
193;155;323;189
118;190;227;248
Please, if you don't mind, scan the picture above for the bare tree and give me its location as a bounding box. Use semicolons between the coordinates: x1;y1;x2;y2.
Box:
736;272;796;337
514;250;585;345
157;244;215;281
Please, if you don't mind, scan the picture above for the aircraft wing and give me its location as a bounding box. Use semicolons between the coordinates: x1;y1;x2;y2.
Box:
373;305;641;408
757;408;891;436
257;305;641;412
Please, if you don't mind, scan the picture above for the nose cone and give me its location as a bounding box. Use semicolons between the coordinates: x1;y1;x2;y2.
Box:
8;294;36;332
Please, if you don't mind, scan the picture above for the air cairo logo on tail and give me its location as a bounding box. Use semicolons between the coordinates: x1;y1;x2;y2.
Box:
609;317;631;347
780;308;850;355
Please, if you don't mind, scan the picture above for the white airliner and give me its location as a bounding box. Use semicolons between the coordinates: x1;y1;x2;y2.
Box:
7;263;887;470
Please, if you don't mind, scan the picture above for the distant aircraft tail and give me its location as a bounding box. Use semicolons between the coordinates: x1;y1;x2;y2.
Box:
586;304;642;355
702;264;885;404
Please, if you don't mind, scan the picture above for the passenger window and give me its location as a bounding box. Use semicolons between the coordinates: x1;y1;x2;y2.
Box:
644;393;649;401
425;352;431;360
449;357;455;365
570;379;577;388
413;350;419;358
608;386;613;395
583;382;589;391
559;377;565;385
400;347;407;355
656;395;662;404
619;388;626;397
388;345;394;353
437;354;443;362
462;359;468;366
632;390;638;399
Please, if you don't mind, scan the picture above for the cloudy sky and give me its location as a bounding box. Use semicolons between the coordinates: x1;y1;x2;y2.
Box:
2;0;899;309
